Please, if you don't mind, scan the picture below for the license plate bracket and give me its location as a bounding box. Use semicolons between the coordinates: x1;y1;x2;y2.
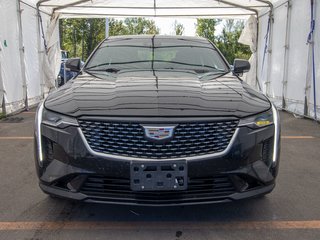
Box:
130;160;187;191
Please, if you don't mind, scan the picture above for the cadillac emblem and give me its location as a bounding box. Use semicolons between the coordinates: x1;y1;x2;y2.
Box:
142;126;176;141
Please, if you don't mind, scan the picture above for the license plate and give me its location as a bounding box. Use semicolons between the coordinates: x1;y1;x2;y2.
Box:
130;160;187;191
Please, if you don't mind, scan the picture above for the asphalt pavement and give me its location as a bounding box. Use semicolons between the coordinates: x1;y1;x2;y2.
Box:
0;109;320;240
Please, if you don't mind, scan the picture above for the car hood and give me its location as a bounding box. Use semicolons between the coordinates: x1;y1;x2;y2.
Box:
45;70;270;118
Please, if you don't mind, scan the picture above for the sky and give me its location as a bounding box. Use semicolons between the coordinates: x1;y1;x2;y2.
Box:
110;17;225;37
153;18;197;36
152;17;224;36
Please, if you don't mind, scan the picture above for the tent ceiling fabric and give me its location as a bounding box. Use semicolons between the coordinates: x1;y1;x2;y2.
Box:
36;0;272;18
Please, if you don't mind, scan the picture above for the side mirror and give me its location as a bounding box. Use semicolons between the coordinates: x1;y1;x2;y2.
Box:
65;58;81;72
233;59;250;75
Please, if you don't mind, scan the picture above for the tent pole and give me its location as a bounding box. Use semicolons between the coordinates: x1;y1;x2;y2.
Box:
312;0;317;120
44;0;264;16
105;18;109;38
16;0;29;110
265;9;274;97
215;0;258;15
36;9;45;98
255;15;262;91
52;0;92;12
256;0;273;9
281;0;292;110
256;1;274;97
305;0;317;120
37;0;51;6
0;61;6;115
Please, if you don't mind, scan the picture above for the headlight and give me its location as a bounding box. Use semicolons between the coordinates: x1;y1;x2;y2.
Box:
238;108;274;129
42;107;78;128
239;104;280;164
34;101;78;166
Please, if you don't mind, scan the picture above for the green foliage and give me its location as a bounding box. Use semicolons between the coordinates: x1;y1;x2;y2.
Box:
109;19;129;36
0;112;5;120
215;20;251;64
60;17;159;61
196;19;221;43
124;18;159;35
59;18;105;61
60;17;250;64
173;20;184;35
196;19;251;64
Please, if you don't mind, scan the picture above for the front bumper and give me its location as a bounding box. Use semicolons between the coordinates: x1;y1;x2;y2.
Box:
34;119;280;206
39;180;275;206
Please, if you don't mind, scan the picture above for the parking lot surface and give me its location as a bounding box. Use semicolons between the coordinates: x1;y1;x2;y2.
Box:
0;110;319;240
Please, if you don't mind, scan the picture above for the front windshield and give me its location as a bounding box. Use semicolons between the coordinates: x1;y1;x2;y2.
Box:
85;36;230;74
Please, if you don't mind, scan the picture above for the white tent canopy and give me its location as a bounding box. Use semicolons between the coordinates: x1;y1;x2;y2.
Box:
0;0;319;120
36;0;272;18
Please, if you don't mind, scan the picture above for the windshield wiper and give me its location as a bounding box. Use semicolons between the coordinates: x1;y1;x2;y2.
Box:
85;67;120;73
86;60;221;70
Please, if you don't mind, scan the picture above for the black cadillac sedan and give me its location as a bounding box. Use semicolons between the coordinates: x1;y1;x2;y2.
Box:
34;35;280;206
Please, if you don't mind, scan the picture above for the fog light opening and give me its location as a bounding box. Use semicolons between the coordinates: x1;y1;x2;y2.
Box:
67;175;88;192
231;175;263;192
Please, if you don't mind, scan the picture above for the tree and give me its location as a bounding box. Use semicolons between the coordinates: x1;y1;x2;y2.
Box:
196;19;221;43
86;19;106;58
173;20;184;35
60;19;88;58
59;17;160;61
124;18;159;35
109;18;128;36
196;19;251;64
215;20;251;64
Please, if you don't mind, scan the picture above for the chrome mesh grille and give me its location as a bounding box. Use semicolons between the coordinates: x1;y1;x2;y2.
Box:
78;119;238;159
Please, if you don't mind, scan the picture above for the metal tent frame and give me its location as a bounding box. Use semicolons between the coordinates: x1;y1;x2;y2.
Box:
36;0;273;18
33;0;274;99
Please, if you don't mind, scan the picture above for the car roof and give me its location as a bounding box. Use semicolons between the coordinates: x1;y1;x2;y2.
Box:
107;35;208;42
